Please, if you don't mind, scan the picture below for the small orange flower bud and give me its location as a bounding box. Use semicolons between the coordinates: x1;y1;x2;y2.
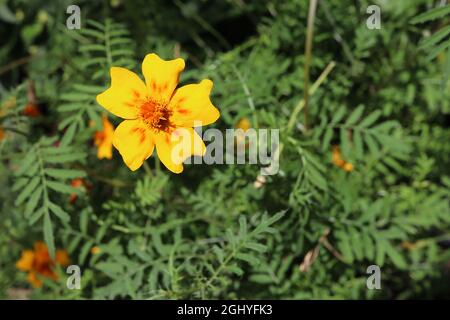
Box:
69;178;85;203
343;162;354;172
23;103;41;117
235;117;251;132
90;246;101;255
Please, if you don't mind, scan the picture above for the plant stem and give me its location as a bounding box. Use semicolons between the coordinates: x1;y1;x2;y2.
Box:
303;0;319;133
287;61;336;133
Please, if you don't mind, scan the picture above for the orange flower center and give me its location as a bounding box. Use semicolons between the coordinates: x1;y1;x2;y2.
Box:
139;99;172;132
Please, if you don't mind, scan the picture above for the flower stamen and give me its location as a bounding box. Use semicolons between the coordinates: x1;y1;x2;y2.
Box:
140;99;172;132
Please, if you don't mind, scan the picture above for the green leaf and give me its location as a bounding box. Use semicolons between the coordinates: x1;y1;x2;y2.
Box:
235;253;259;265
45;153;86;164
46;181;80;194
345;105;364;125
238;216;247;238
419;25;450;50
331;106;346;124
337;231;354;263
44;212;55;259
353;130;364;159
411;5;450;24
24;187;43;217
322;127;333;150
250;274;274;284
385;243;407;269
15;176;40;206
29;207;45;225
45;168;86;180
359;110;381;128
228;264;244;276
48;202;70;222
60;122;78;147
79;240;94;264
243;242;267;253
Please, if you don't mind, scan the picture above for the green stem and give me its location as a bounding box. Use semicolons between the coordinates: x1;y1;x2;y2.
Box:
232;65;259;128
303;0;319;133
287;61;336;133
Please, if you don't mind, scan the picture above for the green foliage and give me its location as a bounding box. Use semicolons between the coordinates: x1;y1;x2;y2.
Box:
0;0;449;300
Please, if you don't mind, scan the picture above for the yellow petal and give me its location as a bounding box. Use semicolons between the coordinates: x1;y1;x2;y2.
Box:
96;67;147;119
113;119;155;171
142;53;185;103
154;128;205;174
169;79;220;127
16;250;35;271
96;115;114;159
97;143;113;159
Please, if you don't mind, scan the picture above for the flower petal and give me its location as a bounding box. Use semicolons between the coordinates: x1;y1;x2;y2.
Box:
96;67;146;119
55;250;70;266
169;79;220;127
27;271;43;288
142;53;185;103
113;119;155;171
16;250;35;271
95;115;114;159
154;128;205;174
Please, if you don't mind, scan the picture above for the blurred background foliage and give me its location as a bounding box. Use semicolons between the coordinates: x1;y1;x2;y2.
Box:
0;0;449;299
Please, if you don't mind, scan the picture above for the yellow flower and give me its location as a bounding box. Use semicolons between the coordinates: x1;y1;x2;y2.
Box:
94;115;114;159
16;241;70;288
96;53;220;173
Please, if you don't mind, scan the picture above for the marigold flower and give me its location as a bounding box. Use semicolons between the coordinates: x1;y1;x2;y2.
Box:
0;127;5;141
94;115;114;159
16;241;70;288
96;53;220;173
